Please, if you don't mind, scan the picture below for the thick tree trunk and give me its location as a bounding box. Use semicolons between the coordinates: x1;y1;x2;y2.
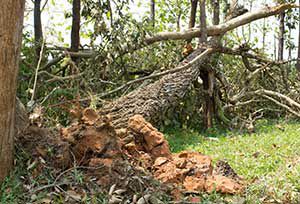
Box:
0;0;25;181
34;0;43;64
101;49;213;128
71;0;81;63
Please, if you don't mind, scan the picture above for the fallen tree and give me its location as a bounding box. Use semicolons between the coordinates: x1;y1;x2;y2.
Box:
100;3;299;128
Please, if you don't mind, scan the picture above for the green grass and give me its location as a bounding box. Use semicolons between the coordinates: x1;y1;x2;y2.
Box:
165;120;300;203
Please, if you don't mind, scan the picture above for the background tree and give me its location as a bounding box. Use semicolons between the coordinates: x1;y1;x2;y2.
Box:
34;0;43;64
150;0;155;27
296;0;300;72
189;0;198;28
0;0;25;181
71;0;81;65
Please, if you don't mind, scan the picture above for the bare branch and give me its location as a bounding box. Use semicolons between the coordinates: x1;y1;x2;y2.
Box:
144;4;299;46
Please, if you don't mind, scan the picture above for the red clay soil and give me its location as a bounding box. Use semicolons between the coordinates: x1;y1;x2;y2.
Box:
61;110;244;194
20;108;244;201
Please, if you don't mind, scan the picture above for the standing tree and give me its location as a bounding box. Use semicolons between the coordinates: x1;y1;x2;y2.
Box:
0;0;25;181
278;11;285;61
34;0;43;64
71;0;81;64
278;9;289;89
189;0;198;29
296;0;300;72
150;0;155;27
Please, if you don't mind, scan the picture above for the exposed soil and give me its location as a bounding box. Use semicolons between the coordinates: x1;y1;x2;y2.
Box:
18;108;244;203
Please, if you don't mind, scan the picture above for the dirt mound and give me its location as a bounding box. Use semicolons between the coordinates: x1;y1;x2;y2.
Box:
19;109;244;202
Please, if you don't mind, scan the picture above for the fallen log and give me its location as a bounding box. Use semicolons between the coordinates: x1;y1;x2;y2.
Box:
100;48;213;128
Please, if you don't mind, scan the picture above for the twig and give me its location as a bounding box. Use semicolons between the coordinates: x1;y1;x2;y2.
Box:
38;71;83;83
30;38;46;102
261;95;300;118
30;181;73;194
30;165;104;194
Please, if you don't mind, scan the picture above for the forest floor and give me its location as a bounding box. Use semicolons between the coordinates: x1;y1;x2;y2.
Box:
1;120;300;203
165;120;300;203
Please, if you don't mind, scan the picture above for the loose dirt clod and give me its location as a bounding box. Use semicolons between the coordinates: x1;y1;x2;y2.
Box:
19;111;244;202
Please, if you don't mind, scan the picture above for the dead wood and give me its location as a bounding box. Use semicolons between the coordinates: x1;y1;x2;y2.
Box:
100;48;213;128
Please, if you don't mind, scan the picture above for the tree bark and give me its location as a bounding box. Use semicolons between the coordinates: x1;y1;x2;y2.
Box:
71;0;81;63
34;0;43;64
0;0;25;181
199;0;207;44
198;0;213;129
296;0;300;72
150;0;155;27
101;49;214;128
278;12;285;61
189;0;198;29
278;11;288;89
144;4;297;46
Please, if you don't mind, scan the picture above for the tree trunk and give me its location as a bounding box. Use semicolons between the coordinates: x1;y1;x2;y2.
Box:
278;11;288;89
199;0;207;44
0;0;25;181
296;0;300;72
71;0;81;63
198;0;213;129
150;0;155;27
34;0;43;64
189;0;198;29
278;12;285;61
101;49;213;129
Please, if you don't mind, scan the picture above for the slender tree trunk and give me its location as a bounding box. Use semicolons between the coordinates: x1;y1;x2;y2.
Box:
189;0;198;29
107;0;113;27
274;34;277;60
262;18;266;52
34;0;43;64
0;0;25;181
199;0;207;44
212;0;220;25
278;12;285;61
296;0;300;72
278;11;288;89
150;0;155;27
71;0;81;64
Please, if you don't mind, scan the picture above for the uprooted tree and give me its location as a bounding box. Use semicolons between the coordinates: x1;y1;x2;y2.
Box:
99;3;300;130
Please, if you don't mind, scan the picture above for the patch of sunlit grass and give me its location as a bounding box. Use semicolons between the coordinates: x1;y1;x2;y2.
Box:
165;120;300;203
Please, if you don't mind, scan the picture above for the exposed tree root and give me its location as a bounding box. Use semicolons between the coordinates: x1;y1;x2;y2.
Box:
18;109;244;202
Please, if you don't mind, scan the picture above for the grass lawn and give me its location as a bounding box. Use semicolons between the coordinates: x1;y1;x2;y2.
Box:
165;120;300;203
